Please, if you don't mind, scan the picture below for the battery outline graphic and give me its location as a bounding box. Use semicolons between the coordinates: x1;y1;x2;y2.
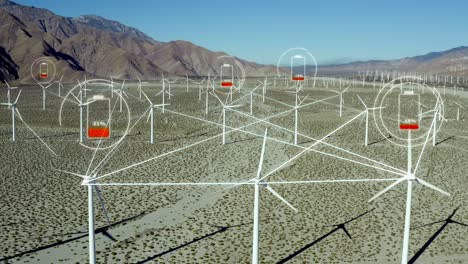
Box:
398;90;420;131
39;62;48;79
291;55;306;81
86;96;111;140
220;64;234;87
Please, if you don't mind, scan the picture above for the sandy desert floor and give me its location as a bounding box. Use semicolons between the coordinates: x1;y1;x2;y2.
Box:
0;79;467;263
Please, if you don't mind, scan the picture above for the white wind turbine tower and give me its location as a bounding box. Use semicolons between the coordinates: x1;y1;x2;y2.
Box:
211;92;242;145
109;76;115;98
185;74;190;92
136;77;148;100
76;81;92;143
38;82;53;110
54;75;64;97
286;84;309;145
368;114;450;264
155;76;173;113
258;77;272;103
191;77;206;101
454;102;464;121
1;89;56;156
250;84;260;115
115;80;128;112
356;94;384;146
4;81;18;109
166;78;178;100
142;91;170;144
1;89;22;141
331;85;350;118
250;129;298;264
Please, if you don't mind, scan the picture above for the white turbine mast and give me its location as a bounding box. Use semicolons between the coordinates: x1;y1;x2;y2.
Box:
142;91;170;144
331;85;350;118
356;94;384;146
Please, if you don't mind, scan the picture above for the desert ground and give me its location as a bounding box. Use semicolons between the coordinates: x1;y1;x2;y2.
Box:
0;78;467;263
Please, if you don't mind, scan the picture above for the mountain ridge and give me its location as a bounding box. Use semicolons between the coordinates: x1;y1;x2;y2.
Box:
0;0;467;83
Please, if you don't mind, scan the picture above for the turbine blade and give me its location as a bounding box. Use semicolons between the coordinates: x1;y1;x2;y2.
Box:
210;92;224;106
265;185;298;212
141;91;152;104
416;178;450;196
368;178;406;202
256;129;268;178
93;185;111;225
13;89;22;104
15;108;23;120
342;85;351;93
146;111;151;123
356;94;367;108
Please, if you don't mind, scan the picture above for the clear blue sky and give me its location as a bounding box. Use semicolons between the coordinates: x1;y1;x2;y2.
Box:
16;0;468;65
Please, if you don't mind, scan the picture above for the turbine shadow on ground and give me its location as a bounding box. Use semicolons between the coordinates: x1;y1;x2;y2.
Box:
435;135;456;146
277;209;375;264
0;211;146;262
136;223;249;263
368;134;392;146
409;206;467;264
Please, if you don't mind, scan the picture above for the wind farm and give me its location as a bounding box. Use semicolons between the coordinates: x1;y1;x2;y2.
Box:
1;0;468;263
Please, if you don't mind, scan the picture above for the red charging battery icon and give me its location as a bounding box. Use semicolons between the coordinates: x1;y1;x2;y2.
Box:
399;90;420;131
220;64;233;87
291;55;305;81
87;95;111;139
39;62;48;79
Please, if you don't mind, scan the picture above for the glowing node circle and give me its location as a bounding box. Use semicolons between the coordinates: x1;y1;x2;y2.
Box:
58;78;132;151
276;47;318;80
373;76;444;147
31;57;56;84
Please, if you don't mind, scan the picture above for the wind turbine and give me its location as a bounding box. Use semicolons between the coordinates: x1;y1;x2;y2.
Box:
38;82;53;110
136;77;148;100
142;91;169;144
1;89;56;155
286;84;308;145
155;77;173;113
165;78;178;100
250;129;298;264
211;92;242;145
76;80;92;143
109;76;115;98
331;85;350;118
356;94;384;146
454;102;464;121
1;89;22;141
4;81;18;109
54;75;64;97
115;80;129;113
258;77;272;103
368;116;451;264
86;174;116;264
250;85;260;115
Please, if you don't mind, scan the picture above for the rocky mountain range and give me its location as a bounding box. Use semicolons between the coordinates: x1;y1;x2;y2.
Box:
318;46;468;76
0;0;467;83
0;0;277;83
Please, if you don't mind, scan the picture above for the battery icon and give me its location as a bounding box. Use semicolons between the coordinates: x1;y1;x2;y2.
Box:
87;95;111;139
39;62;48;79
399;90;420;131
291;55;305;81
220;64;233;87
